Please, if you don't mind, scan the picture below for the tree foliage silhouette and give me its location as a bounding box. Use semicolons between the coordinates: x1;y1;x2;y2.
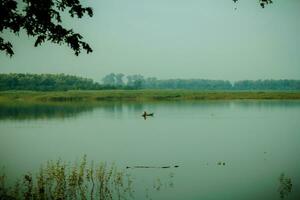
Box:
1;0;274;57
0;0;93;57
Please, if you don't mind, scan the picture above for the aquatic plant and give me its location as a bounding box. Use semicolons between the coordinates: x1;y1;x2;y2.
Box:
0;156;134;200
278;173;293;199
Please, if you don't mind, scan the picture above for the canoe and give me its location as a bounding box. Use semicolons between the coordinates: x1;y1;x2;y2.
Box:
142;113;154;117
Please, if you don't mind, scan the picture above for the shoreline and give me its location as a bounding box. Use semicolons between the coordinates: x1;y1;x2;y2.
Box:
1;90;300;103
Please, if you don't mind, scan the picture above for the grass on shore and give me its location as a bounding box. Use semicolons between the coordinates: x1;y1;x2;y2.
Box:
0;90;300;103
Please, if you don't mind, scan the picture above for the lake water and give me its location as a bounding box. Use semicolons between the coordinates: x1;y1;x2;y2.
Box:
0;100;300;200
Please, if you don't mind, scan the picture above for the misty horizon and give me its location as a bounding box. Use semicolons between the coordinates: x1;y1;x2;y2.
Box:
1;0;300;81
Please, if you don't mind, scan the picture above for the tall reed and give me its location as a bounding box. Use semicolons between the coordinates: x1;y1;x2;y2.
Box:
0;156;134;200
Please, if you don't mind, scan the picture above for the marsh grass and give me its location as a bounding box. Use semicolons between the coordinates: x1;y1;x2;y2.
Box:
0;156;134;200
278;173;293;199
1;90;300;104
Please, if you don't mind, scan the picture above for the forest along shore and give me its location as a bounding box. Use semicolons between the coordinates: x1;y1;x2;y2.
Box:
1;90;300;103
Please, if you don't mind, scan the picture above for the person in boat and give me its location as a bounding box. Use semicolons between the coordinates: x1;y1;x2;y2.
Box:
142;111;147;120
142;111;154;117
143;111;147;117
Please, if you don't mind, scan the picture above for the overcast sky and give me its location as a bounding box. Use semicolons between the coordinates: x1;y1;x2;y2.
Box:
0;0;299;82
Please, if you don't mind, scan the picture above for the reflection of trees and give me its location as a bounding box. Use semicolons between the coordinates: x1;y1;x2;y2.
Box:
278;173;293;199
0;103;95;120
235;101;300;110
101;102;144;118
0;102;150;120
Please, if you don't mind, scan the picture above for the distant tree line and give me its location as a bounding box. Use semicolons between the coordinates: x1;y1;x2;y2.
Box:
101;73;300;91
0;73;299;91
233;80;300;90
0;73;102;91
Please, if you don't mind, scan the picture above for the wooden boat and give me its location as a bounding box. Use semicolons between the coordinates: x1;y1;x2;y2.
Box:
142;112;154;117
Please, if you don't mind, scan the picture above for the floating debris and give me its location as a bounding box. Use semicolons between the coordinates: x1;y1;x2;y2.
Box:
126;165;179;169
217;161;226;166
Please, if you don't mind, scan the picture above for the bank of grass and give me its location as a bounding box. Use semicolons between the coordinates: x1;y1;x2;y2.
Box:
0;90;300;103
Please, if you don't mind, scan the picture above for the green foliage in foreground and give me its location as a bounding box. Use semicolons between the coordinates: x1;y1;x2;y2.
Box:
0;157;293;200
278;173;293;199
0;156;134;200
1;90;300;104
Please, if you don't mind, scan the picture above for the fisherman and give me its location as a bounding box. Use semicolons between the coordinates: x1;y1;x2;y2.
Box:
142;111;154;120
142;111;147;120
143;111;147;117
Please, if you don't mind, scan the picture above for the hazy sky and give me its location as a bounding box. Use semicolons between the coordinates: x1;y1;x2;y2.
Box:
0;0;300;82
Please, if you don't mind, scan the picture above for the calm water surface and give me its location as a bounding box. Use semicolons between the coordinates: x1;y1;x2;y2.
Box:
0;101;300;200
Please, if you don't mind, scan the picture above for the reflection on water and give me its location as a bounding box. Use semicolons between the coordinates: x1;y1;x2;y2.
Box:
1;100;300;200
1;100;300;121
0;103;95;120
